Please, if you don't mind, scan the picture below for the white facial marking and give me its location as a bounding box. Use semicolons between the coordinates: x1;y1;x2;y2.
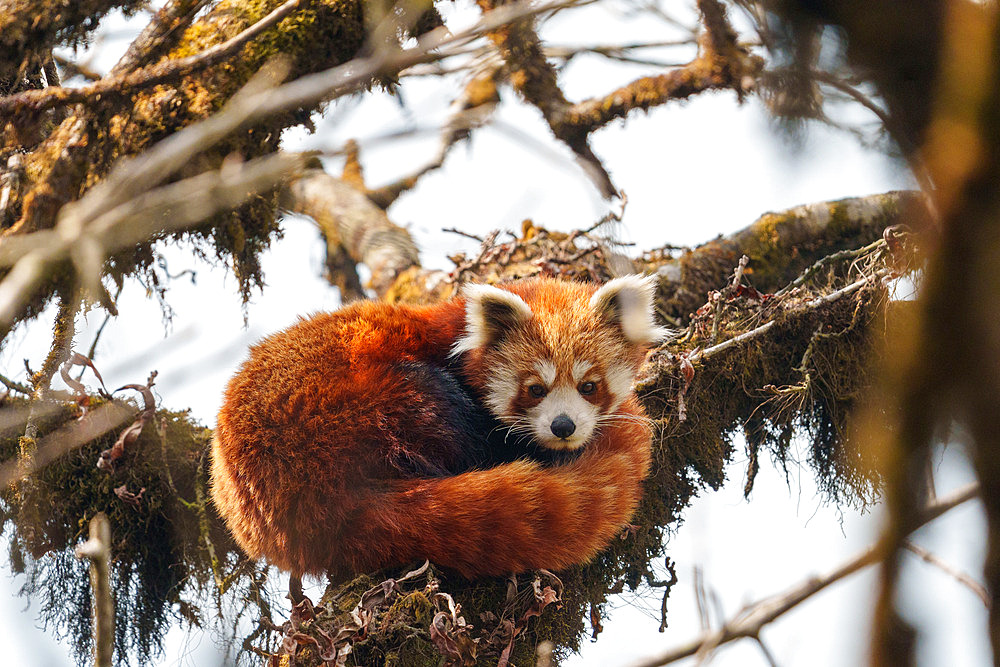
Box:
527;386;599;450
605;362;634;411
572;360;593;383
534;360;556;386
485;366;519;417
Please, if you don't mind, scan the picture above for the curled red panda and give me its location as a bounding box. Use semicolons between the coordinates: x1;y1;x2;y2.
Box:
209;276;665;581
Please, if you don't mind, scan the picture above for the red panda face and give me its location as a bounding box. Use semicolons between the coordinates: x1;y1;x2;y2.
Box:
453;276;668;451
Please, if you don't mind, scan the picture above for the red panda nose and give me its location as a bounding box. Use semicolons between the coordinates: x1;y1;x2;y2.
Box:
550;415;576;439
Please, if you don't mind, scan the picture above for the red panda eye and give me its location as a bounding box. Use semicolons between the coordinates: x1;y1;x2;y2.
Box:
578;381;596;395
529;384;547;398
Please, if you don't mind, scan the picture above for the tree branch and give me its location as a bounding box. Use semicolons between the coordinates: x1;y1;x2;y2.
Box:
109;0;211;75
0;150;308;337
0;0;305;121
642;190;927;323
630;483;980;667
903;540;990;608
75;512;114;667
0;0;146;78
281;168;420;297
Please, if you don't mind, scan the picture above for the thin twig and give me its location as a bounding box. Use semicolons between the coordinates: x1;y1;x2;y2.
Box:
443;227;485;242
629;483;980;667
697;273;883;363
75;513;113;667
903;540;990;608
775;238;885;296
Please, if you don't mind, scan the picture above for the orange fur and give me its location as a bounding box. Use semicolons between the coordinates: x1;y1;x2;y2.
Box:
210;278;654;579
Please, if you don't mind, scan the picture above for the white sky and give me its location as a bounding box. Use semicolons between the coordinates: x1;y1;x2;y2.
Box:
1;1;990;666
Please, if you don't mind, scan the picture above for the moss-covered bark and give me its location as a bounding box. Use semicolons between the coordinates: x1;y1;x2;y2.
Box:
2;0;368;330
641;191;927;324
0;0;147;80
0;397;245;666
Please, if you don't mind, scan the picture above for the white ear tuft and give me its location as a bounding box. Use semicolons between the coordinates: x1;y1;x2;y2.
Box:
451;283;534;356
589;275;670;345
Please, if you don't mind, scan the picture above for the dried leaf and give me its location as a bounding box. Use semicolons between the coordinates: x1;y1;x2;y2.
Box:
589;604;604;639
113;485;145;509
59;352;108;403
679;352;696;385
429;611;464;661
97;373;157;471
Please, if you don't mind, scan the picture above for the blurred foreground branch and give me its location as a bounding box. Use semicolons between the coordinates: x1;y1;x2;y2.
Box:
75;513;114;667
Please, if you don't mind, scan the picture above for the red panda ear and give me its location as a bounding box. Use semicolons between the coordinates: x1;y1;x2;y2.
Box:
451;284;533;356
589;275;670;346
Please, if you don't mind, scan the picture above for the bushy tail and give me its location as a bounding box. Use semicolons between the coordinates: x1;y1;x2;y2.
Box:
210;398;652;579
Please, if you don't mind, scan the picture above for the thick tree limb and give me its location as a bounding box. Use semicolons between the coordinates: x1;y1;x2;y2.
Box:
0;0;305;121
281;169;420;297
642;190;927;323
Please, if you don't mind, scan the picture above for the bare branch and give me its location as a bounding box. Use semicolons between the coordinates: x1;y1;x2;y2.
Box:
365;64;502;208
51;53;103;82
630;483;980;667
903;540;990;608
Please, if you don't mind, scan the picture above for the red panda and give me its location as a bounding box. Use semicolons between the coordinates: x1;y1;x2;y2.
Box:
209;276;665;581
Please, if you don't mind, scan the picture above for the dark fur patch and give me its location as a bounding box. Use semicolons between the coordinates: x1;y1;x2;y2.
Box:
396;360;581;472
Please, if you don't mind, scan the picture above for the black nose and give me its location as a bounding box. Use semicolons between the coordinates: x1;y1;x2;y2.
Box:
550;415;576;439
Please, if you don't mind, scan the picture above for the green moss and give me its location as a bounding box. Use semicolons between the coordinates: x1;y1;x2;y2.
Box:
9;0;368;329
0;398;252;667
386;590;434;626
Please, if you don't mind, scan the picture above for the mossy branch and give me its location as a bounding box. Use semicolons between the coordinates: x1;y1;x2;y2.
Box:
0;187;922;666
0;0;307;122
640;190;928;323
109;0;211;76
0;0;147;79
476;0;761;197
561;0;761;134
